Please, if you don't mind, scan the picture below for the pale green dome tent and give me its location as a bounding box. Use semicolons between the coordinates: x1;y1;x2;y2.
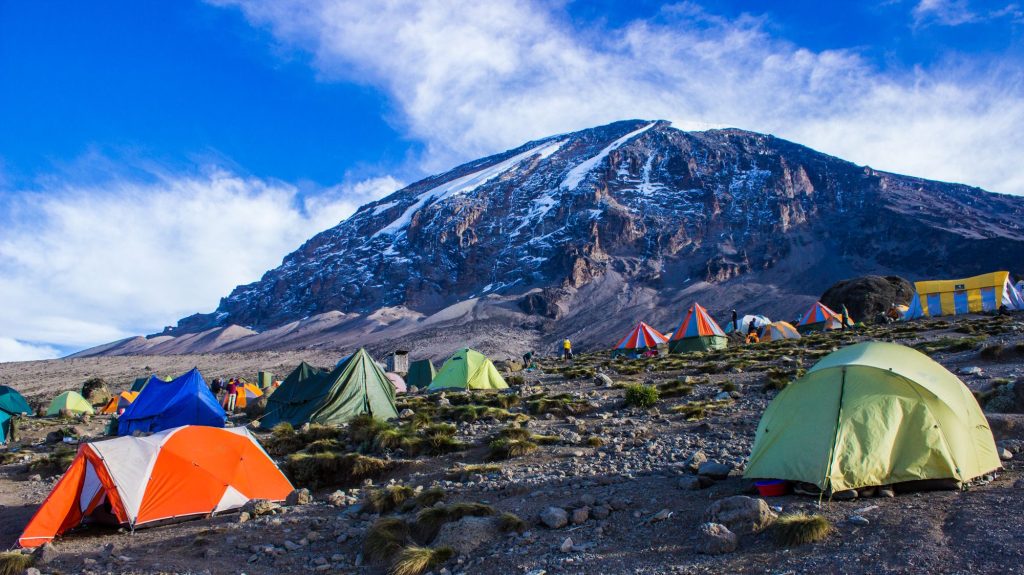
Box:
46;391;95;417
427;348;508;392
745;341;1000;492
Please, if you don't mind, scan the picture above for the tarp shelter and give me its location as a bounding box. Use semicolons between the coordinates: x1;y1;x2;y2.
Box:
797;302;846;332
0;385;32;443
669;303;727;353
760;321;801;343
259;350;398;428
257;371;274;389
386;372;407;394
724;314;771;334
18;425;293;548
46;392;94;417
99;392;138;415
428;348;508;392
613;322;668;355
903;271;1024;320
118;368;225;436
406;359;437;389
745;342;1000;492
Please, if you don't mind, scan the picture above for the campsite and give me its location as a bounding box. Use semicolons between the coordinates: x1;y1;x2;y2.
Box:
0;304;1022;574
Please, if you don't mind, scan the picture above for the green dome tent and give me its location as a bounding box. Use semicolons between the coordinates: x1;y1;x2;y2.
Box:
46;391;95;417
259;351;397;428
0;386;32;443
427;349;508;392
745;341;1000;492
406;359;437;389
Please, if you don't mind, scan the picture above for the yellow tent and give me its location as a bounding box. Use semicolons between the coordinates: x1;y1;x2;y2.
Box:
745;342;1000;492
905;271;1024;318
760;321;800;342
46;391;95;417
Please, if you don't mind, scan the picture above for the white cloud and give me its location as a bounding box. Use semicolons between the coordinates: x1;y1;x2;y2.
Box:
0;338;61;363
215;0;1024;195
0;169;399;357
913;0;978;26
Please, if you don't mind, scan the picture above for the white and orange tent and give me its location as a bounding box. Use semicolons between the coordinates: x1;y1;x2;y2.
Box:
613;322;668;355
797;301;847;332
668;303;728;353
99;391;138;415
19;426;293;548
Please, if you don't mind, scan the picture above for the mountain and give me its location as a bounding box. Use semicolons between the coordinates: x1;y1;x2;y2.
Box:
74;120;1024;360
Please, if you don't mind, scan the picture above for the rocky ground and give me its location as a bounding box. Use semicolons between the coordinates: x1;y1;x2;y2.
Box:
1;313;1024;575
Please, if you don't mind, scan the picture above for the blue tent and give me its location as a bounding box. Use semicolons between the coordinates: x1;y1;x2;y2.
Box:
118;368;225;435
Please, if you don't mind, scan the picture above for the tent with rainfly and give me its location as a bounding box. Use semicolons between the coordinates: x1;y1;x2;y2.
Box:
744;342;1000;492
224;383;263;410
760;321;801;343
724;314;771;334
18;425;293;548
118;368;225;436
46;391;95;417
406;359;437;389
258;350;398;428
99;392;139;415
797;302;846;333
669;303;727;353
427;348;508;392
0;386;33;443
612;322;668;356
903;271;1024;320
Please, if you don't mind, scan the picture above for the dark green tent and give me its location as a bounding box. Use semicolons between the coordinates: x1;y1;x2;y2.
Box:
406;359;437;389
260;351;398;428
0;385;32;443
257;371;274;389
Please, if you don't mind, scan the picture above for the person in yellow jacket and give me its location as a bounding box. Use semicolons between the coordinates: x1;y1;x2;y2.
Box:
562;338;572;361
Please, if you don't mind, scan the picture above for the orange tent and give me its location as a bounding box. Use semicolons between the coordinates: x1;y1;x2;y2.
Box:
99;391;138;415
19;426;293;548
223;383;263;410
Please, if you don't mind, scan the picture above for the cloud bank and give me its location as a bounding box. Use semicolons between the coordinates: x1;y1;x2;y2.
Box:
0;170;399;361
217;0;1024;196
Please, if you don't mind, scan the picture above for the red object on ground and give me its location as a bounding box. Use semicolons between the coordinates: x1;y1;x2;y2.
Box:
755;480;789;497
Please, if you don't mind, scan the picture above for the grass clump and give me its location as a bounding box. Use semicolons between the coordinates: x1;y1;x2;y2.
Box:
414;487;446;508
526;393;594;417
28;446;76;477
624;384;659;408
0;552;33;575
657;380;693;398
285;452;396;489
446;463;501;482
364;484;416;514
671;399;733;421
506;375;526;386
389;545;454;575
772;513;834;547
720;380;738;392
499;512;527;533
585;435;605;448
364;517;411;564
350;414;396;445
412;502;498;542
487;438;538;461
913;335;989;355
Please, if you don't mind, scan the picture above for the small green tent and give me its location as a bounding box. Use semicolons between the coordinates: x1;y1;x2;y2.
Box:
745;341;1001;492
0;386;32;443
130;377;150;393
427;348;508;392
46;391;95;417
406;359;437;389
257;371;274;389
260;351;397;428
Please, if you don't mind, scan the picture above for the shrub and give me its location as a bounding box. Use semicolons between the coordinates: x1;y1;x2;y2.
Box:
772;513;834;547
446;464;501;482
624;384;659;408
389;545;454;575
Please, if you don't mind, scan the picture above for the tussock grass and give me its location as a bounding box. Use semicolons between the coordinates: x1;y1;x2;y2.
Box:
671;399;733;421
28;446;76;477
412;502;498;542
487;438;538;461
772;513;834;547
285;452;395;489
499;512;527;533
913;336;989;355
506;375;526;386
350;414;396;445
0;553;33;575
389;545;454;575
657;380;694;398
364;484;416;514
530;434;561;445
624;384;659;408
264;423;345;456
585;435;605;447
720;380;738;392
364;517;410;564
525;393;593;416
446;463;501;481
414;487;446;508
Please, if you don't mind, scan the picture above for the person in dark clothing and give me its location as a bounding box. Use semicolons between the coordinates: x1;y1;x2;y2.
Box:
522;351;534;368
731;309;738;332
211;378;223;395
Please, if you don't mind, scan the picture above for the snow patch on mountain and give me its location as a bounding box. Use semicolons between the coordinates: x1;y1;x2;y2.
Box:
561;122;656;191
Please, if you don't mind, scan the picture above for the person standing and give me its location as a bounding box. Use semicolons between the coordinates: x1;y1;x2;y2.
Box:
731;309;738;332
225;378;238;412
562;338;572;361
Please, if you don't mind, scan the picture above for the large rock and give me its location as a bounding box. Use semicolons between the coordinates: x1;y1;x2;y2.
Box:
81;378;112;406
820;275;913;323
703;496;777;536
242;499;281;517
286;488;312;506
245;396;269;419
697;461;733;480
540;506;568;529
697;522;737;555
431;516;502;554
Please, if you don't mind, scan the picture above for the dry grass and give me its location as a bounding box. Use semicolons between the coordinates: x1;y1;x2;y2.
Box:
499;512;527;533
285;452;396;489
487;438;538;461
657;380;694;398
28;446;77;477
670;399;733;421
446;463;502;482
585;435;605;447
412;502;498;543
364;517;410;564
413;487;446;508
364;485;416;514
0;553;34;575
389;546;454;575
773;513;834;547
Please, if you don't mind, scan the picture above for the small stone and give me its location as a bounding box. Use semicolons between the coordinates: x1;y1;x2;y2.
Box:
678;476;702;491
286;488;312;506
580;494;596;506
832;489;858;501
570;507;590;525
28;474;42;482
697;461;733;480
560;537;573;553
399;408;415;419
649;509;672;523
704;496;777;535
697;522;737;555
23;568;42;575
684;450;708;473
33;542;58;564
848;515;870;526
609;498;629;511
595;373;613;387
878;486;895;498
592;505;611;519
242;499;281;517
328;491;347;507
998;448;1013;461
540;506;568;529
237;512;250;523
959;366;983;376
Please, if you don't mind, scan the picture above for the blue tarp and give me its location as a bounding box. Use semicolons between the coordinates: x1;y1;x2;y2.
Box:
118;368;225;435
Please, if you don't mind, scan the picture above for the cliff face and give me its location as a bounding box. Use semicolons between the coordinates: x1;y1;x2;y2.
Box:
138;119;1024;356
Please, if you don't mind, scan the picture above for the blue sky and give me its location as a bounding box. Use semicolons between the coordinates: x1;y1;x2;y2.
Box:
1;0;1023;361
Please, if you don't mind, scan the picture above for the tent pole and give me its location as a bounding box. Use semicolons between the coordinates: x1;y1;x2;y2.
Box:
820;367;848;505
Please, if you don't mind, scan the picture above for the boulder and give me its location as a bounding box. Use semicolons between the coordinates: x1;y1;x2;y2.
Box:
33;542;59;564
245;396;268;419
81;377;112;406
697;522;737;555
703;496;777;536
820;275;913;323
697;461;733;480
678;476;702;490
570;507;590;525
432;516;503;555
286;488;312;506
242;499;281;517
595;373;614;387
684;450;708;473
540;506;568;529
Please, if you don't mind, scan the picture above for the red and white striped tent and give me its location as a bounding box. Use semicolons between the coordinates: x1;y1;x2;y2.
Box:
613;322;669;354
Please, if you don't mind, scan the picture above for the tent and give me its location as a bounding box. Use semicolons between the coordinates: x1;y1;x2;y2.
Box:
406;359;437;389
259;350;398;428
257;371;274;389
612;322;668;356
99;392;138;415
0;385;32;443
386;372;407;394
797;302;847;332
18;425;293;548
724;314;771;334
225;383;263;410
428;348;508;392
903;271;1024;320
46;392;94;417
744;342;1000;492
118;368;225;436
760;321;801;343
668;303;727;353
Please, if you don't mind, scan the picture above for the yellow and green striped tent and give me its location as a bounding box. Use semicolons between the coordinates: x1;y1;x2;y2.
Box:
904;271;1024;319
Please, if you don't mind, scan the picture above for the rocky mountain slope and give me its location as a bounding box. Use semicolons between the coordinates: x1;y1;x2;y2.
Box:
76;120;1024;358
